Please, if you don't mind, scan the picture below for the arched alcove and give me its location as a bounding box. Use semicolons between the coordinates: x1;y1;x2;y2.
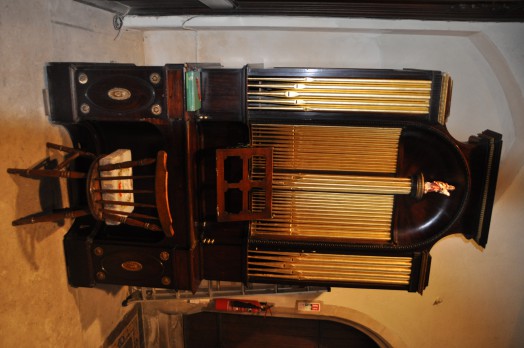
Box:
131;17;524;195
141;302;406;348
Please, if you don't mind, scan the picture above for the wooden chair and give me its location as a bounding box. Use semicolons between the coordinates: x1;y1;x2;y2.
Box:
8;143;174;237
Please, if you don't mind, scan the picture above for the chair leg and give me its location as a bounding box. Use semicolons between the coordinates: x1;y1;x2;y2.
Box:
46;143;96;158
6;155;50;175
32;157;53;170
55;152;80;170
12;208;90;226
7;168;86;179
7;143;92;179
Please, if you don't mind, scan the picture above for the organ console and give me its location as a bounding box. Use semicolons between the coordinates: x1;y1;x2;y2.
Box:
40;62;501;293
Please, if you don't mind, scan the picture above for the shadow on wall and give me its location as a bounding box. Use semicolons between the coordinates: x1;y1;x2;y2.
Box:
69;283;125;330
469;32;524;199
8;173;66;271
7;145;130;337
8;143;74;270
511;298;524;345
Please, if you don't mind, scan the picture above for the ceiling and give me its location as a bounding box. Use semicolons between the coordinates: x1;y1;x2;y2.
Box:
78;0;524;22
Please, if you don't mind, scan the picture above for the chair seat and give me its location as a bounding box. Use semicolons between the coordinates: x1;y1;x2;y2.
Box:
87;150;174;237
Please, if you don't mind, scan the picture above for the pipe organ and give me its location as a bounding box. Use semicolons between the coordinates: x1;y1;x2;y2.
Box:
250;124;408;243
247;76;435;114
42;62;501;293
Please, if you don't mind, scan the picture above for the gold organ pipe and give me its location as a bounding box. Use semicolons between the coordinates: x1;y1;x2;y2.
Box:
269;164;396;173
252;221;392;229
248;261;411;277
248;267;411;278
250;228;392;240
247;263;410;275
251;141;399;147
248;106;427;114
257;189;396;199
251;124;401;174
265;206;392;215
248;76;432;114
248;91;430;100
252;124;401;134
248;76;431;85
249;250;412;265
259;217;392;226
271;173;412;195
254;219;392;227
247;83;431;92
253;224;391;231
257;214;392;224
247;98;429;107
249;250;412;263
252;136;400;142
248;264;411;276
247;251;413;285
251;190;394;241
264;146;399;152
438;73;452;125
248;99;429;111
250;124;403;242
253;190;395;207
248;263;411;274
248;273;410;285
252;138;399;145
265;210;393;220
248;273;410;284
251;226;392;239
253;228;391;235
247;106;427;113
253;220;392;229
253;196;393;213
251;125;401;140
265;201;394;214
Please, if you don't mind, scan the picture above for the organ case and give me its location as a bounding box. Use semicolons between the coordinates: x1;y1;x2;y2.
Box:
45;63;501;293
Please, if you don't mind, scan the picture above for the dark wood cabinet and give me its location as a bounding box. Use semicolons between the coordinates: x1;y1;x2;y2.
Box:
46;62;501;293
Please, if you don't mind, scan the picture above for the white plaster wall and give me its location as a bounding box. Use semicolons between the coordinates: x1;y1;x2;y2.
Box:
0;1;145;346
127;17;524;347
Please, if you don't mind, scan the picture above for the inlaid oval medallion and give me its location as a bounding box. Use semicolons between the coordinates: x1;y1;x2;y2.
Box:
108;87;132;101
121;260;143;272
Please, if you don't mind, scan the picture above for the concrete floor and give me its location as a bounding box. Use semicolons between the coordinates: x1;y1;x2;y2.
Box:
0;1;144;346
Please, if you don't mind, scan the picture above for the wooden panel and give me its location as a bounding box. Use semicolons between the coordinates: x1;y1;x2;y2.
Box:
201;69;245;122
173;247;202;292
202;245;244;282
165;65;184;119
184;312;219;348
71;65;165;120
